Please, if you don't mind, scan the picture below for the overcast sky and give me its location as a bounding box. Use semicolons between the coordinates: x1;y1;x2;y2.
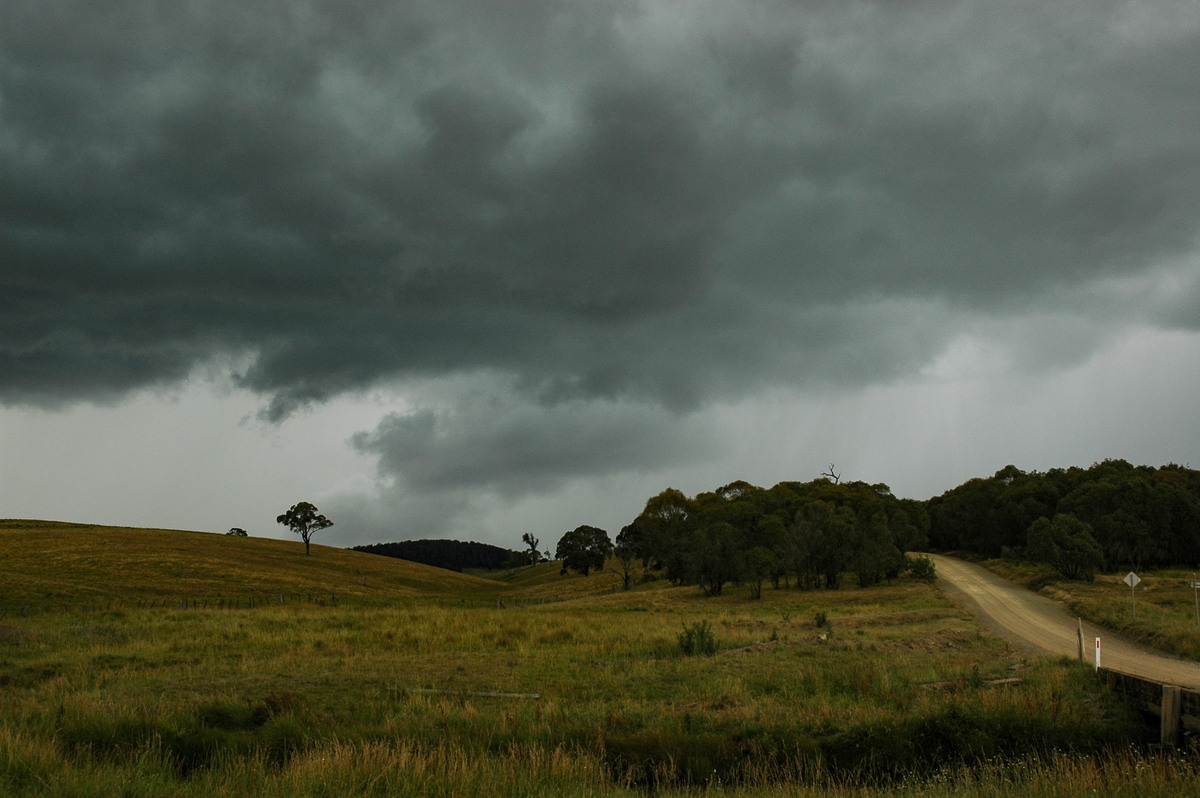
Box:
4;0;1200;550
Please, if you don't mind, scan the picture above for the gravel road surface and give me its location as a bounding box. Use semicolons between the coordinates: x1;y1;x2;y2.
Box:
928;553;1200;689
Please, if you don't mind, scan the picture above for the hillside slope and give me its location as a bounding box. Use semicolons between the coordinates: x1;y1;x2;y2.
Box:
0;520;503;606
475;559;668;602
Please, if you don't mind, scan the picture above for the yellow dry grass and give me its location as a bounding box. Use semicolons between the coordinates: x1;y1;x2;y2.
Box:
0;519;502;606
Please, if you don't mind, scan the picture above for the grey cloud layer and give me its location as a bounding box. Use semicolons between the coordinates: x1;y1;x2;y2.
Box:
4;1;1199;419
351;394;716;495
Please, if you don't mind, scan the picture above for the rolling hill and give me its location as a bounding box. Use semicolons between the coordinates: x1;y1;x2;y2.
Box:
0;520;505;607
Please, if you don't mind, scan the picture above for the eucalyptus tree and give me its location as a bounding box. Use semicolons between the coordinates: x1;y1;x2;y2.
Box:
276;501;333;555
555;525;612;576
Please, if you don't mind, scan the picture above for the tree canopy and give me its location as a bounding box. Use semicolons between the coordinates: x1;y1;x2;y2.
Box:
1027;513;1103;581
276;501;333;556
927;461;1200;571
555;525;612;576
607;461;1200;597
617;477;927;597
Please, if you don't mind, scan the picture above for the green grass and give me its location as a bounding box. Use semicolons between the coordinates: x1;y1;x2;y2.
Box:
0;521;1180;796
983;559;1200;660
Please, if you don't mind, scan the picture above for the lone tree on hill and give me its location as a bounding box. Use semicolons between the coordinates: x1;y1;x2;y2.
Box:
277;502;333;555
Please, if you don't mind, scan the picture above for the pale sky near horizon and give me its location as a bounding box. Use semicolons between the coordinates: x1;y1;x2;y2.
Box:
4;1;1200;551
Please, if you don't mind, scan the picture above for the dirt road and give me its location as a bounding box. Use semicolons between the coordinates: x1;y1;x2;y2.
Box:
928;553;1200;689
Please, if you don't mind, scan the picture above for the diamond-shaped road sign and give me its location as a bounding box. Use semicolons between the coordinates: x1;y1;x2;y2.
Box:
1124;572;1140;588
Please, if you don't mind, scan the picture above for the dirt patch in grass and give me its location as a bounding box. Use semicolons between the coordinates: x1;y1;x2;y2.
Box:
0;625;29;644
835;608;956;628
720;639;788;657
876;628;978;653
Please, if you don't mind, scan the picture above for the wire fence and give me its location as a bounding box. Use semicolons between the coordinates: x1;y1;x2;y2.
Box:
0;592;585;618
0;593;343;617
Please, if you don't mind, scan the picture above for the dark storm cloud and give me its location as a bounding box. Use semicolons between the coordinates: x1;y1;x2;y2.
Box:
4;1;1200;442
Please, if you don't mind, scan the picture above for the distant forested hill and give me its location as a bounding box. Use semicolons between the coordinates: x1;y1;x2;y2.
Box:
353;539;515;572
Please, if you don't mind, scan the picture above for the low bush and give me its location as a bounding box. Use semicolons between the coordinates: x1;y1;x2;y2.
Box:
907;556;938;584
677;621;716;656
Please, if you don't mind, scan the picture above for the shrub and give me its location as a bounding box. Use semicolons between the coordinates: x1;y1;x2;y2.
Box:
907;555;937;584
677;621;717;656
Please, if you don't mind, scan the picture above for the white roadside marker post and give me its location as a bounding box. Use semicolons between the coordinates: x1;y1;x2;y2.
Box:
1095;637;1101;671
1191;573;1200;629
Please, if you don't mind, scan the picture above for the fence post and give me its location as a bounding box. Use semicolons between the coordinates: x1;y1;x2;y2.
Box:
1161;686;1182;746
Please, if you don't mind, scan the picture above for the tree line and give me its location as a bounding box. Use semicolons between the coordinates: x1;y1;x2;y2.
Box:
556;477;932;597
352;460;1200;588
554;460;1200;592
927;460;1200;579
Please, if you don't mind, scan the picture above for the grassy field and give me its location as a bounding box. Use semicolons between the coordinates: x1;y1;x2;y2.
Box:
0;522;1194;796
981;558;1200;661
0;521;505;608
473;560;639;604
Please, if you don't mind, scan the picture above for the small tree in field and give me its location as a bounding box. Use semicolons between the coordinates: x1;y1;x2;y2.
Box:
277;502;333;555
556;525;612;576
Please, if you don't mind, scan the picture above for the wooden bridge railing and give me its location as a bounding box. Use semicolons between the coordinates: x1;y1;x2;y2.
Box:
1098;668;1200;746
